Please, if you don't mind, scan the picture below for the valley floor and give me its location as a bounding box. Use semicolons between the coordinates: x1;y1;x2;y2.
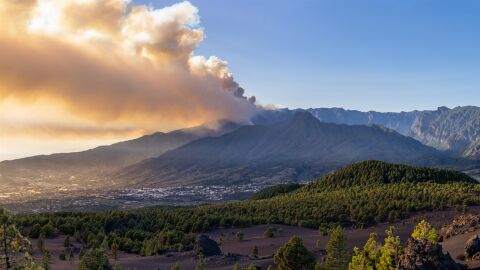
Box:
31;207;480;270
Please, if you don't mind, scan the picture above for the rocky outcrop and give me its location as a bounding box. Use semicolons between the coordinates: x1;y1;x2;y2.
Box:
465;235;480;259
440;215;480;240
464;140;480;159
397;238;462;270
194;235;221;257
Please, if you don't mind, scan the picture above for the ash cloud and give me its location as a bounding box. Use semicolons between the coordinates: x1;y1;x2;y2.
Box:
0;0;258;138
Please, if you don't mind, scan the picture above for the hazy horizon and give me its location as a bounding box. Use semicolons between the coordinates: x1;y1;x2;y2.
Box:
1;104;476;161
1;0;479;160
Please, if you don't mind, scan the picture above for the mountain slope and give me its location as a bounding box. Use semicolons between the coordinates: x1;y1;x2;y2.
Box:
0;121;242;186
121;111;454;187
1;132;197;171
409;106;480;154
465;139;480;159
256;106;480;158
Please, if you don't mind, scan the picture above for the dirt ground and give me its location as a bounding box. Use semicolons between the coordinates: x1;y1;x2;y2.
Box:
32;207;480;270
442;228;480;269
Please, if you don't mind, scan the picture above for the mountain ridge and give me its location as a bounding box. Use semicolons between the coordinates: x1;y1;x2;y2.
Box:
0;120;242;186
120;111;456;187
254;106;480;158
2;106;480;192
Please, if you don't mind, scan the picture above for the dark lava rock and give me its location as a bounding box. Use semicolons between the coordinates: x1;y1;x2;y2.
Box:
397;238;463;270
465;234;480;259
194;235;221;257
440;215;480;240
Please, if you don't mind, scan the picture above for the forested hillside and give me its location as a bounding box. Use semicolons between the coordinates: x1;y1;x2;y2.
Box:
303;160;476;191
250;183;303;200
16;161;480;255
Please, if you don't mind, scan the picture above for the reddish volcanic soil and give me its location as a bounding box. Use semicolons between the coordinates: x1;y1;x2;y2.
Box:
31;207;480;270
442;228;480;269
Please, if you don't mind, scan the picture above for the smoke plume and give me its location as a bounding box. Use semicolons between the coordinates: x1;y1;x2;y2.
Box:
0;0;257;142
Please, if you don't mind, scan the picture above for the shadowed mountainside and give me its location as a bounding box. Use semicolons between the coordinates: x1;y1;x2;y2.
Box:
121;112;459;187
254;106;480;158
0;120;242;186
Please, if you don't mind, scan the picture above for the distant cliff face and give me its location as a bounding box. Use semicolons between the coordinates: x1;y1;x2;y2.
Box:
465;140;480;158
306;107;419;136
409;106;480;155
301;106;480;158
254;106;480;158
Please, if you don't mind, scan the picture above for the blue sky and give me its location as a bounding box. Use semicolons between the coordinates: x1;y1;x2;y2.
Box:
145;0;480;112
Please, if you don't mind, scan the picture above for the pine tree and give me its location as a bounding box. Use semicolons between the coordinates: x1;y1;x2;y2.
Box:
41;223;54;239
79;248;86;259
101;237;109;251
111;241;119;260
59;249;66;260
78;249;111;270
195;254;206;270
64;236;71;247
0;208;38;269
274;236;316;270
251;245;259;258
349;233;381;270
236;232;244;241
264;227;275;238
348;228;403;270
411;220;438;243
41;250;50;270
142;239;154;256
376;227;402;270
323;226;349;270
37;237;44;252
29;224;42;239
74;230;82;242
68;249;74;265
